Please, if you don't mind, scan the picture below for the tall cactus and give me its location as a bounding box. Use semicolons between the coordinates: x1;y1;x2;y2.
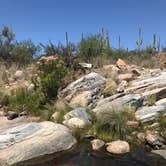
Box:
157;37;160;52
65;32;71;66
153;33;156;51
106;29;110;48
136;28;143;51
118;35;121;50
81;32;84;41
66;32;69;50
101;27;105;51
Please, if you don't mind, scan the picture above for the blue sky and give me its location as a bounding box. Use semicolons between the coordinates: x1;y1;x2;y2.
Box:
0;0;166;49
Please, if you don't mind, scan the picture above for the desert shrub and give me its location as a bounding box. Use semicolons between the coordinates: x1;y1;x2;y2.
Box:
7;88;45;116
0;92;10;106
145;95;156;106
158;113;166;131
34;58;67;100
12;40;39;67
39;102;56;120
96;107;135;140
51;100;73;123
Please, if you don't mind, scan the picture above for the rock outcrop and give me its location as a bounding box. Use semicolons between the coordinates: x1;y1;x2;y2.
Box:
63;107;91;128
59;72;106;107
135;105;166;122
93;94;143;114
0;121;76;165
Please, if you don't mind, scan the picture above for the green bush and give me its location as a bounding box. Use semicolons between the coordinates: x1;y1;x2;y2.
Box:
7;88;45;116
96;107;135;140
158;113;166;131
35;58;67;100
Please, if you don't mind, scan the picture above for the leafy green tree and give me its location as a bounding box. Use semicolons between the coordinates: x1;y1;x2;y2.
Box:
0;26;15;60
12;40;39;67
40;41;77;68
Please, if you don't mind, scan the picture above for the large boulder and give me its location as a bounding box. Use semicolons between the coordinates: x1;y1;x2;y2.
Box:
127;70;166;93
63;107;91;128
106;140;130;154
59;72;106;107
93;94;143;115
135;105;166;122
0;121;76;165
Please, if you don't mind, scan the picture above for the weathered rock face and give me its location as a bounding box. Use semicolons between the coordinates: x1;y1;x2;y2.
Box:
93;94;143;114
63;107;91;128
117;80;128;93
59;72;106;107
70;91;93;107
106;140;130;154
135;105;166;122
156;98;166;106
118;73;133;82
152;150;166;159
116;59;129;71
0;121;77;165
142;87;166;101
91;139;105;151
145;131;165;148
126;70;166;93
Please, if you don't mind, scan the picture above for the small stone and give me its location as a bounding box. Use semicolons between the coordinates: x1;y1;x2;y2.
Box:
63;117;88;128
27;83;35;91
91;139;105;151
14;70;24;80
145;131;165;147
137;132;145;142
106;140;130;154
63;107;91;128
126;121;139;127
19;111;28;117
116;59;128;70
118;74;133;82
0;111;5;116
7;111;18;120
117;80;128;92
51;111;60;122
131;69;141;76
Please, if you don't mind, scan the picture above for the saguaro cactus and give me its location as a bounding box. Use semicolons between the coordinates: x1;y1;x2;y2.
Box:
157;37;160;52
118;35;121;50
153;33;156;51
65;32;71;66
136;28;143;51
81;32;84;41
106;29;110;48
100;28;105;51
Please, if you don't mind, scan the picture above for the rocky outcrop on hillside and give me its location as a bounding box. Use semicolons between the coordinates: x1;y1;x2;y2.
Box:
0;59;166;164
0;121;76;165
58;72;106;107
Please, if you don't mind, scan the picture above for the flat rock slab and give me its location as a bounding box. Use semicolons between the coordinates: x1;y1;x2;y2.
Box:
59;72;106;107
0;121;76;165
152;150;166;159
135;105;166;122
93;94;143;114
